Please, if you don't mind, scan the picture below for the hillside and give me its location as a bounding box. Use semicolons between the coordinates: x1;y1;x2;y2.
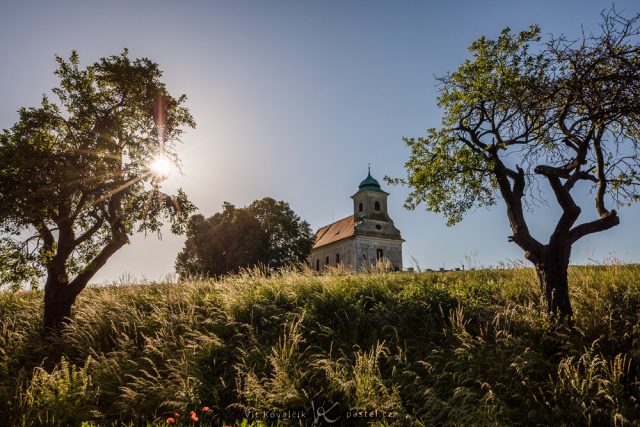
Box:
1;265;639;426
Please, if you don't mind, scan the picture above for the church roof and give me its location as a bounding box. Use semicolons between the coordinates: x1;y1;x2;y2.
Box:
356;171;385;193
312;215;356;249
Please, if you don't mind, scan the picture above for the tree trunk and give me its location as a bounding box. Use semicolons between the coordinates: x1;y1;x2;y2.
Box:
43;275;78;330
534;245;573;322
41;235;128;332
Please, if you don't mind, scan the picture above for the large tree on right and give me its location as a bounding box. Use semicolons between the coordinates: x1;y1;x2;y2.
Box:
396;10;640;321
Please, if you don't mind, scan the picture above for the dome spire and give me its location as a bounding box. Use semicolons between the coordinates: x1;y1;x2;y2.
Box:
358;165;382;193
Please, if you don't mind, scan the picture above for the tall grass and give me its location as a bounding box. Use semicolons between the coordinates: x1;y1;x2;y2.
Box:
0;265;639;425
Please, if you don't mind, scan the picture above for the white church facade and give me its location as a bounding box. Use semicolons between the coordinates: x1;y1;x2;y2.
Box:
310;170;403;272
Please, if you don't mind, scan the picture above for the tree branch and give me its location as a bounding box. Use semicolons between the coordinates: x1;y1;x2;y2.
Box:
33;219;55;251
74;212;105;246
70;192;89;221
69;236;128;296
565;168;598;190
593;129;609;215
569;210;620;243
494;160;543;258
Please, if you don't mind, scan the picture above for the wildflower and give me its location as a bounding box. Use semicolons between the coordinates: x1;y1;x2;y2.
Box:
174;412;181;419
190;410;199;422
166;418;175;424
202;406;210;412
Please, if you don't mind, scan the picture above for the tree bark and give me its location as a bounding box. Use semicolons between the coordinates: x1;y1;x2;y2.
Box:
534;245;573;321
42;237;128;331
43;275;78;330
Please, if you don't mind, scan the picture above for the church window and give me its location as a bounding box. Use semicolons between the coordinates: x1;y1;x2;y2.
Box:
316;259;320;271
376;249;384;260
358;203;363;212
375;224;382;230
325;256;329;265
374;201;380;211
336;253;340;264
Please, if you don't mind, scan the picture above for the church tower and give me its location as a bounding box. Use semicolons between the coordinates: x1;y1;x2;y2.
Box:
309;168;403;272
352;167;393;222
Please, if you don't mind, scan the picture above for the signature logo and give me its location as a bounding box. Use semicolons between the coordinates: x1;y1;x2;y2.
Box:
311;400;341;424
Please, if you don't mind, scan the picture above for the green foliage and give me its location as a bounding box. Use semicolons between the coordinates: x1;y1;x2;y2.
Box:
0;49;195;289
0;238;42;291
1;266;640;425
235;314;310;411
398;129;498;226
393;12;640;225
553;347;632;425
176;198;314;278
392;26;545;225
249;198;314;270
319;341;402;412
17;357;99;426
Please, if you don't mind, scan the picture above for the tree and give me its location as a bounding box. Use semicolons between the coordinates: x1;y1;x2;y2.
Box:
0;50;196;329
392;10;640;321
175;203;267;277
248;197;314;270
175;198;314;277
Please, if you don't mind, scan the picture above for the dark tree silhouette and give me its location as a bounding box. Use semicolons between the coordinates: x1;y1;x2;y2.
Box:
0;50;195;330
176;198;314;277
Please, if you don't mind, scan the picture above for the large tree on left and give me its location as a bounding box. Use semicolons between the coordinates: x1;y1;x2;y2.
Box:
0;50;195;330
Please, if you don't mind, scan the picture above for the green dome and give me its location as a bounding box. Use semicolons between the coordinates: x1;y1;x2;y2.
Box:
358;171;383;192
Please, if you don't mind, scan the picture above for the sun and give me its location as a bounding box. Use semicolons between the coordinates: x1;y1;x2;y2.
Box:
149;154;174;177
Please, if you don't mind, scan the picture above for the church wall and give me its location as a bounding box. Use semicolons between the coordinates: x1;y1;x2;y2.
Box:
310;238;356;272
355;219;401;240
354;236;403;271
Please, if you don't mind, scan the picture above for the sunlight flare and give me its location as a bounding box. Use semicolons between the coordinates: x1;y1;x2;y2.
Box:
149;154;173;177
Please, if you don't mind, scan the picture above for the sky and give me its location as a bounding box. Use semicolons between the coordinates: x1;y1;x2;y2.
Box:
1;0;639;283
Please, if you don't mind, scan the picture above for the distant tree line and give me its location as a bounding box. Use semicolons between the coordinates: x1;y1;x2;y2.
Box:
175;197;314;277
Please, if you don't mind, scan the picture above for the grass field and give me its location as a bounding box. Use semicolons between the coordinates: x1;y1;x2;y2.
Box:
1;265;639;426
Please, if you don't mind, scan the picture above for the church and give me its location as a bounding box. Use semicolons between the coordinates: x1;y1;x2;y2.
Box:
310;169;404;272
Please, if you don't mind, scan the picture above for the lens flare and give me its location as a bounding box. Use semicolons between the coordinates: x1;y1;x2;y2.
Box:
149;154;173;177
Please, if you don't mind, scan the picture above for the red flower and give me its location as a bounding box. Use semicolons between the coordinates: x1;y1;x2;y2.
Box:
190;411;199;422
174;412;181;419
166;418;175;424
202;406;210;412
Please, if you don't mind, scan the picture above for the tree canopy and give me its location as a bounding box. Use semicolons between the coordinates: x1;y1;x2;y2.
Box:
0;50;195;327
392;9;640;319
175;198;314;277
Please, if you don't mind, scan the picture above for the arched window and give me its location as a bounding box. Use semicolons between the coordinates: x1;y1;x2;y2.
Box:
358;203;363;212
374;201;380;211
336;253;340;264
325;256;329;265
316;259;320;271
376;248;384;260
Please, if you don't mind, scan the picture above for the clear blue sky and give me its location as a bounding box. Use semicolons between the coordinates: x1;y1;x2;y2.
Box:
1;1;638;283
